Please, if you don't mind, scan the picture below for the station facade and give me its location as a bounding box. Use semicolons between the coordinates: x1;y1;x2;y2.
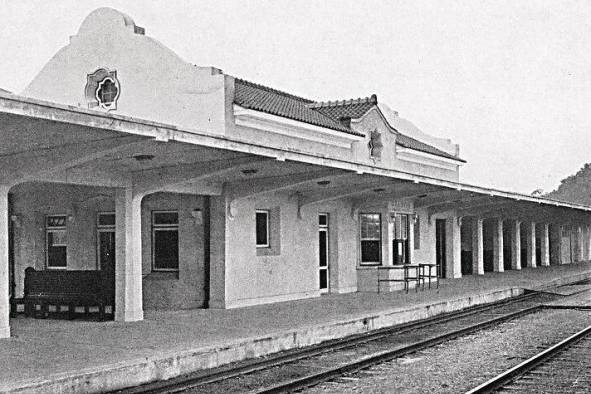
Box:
1;8;591;338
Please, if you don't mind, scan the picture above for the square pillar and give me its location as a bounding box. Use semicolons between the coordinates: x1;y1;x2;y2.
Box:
526;222;537;268
492;218;504;272
550;224;562;265
540;223;550;267
510;220;521;270
114;187;144;322
575;226;585;263
0;185;10;338
208;195;227;308
445;217;461;278
471;217;484;275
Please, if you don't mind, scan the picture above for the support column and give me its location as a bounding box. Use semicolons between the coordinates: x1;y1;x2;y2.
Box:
540;223;550;267
526;222;536;268
587;226;591;261
445;217;461;278
408;217;415;264
114;187;144;322
550;224;562;265
492;218;504;272
0;185;10;338
208;195;227;308
577;226;584;262
471;217;484;275
510;220;521;270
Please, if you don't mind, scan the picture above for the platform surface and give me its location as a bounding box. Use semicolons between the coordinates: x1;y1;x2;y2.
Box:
2;262;591;393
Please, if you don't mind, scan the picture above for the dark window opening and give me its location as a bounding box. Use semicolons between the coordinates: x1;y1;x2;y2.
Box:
256;210;269;247
97;78;118;105
46;215;67;269
152;211;179;271
360;213;381;264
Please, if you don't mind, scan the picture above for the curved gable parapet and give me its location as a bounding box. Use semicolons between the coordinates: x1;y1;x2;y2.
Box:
22;8;227;135
378;103;459;157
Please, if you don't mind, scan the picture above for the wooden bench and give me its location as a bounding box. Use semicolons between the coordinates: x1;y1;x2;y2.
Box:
21;267;113;321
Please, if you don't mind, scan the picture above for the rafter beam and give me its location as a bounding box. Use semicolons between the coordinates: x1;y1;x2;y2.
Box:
298;179;417;208
225;168;348;218
413;190;472;208
0;135;147;184
133;156;270;195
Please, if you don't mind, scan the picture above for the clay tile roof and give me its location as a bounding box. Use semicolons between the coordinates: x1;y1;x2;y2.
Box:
396;133;465;162
233;79;363;136
307;94;377;121
233;78;464;162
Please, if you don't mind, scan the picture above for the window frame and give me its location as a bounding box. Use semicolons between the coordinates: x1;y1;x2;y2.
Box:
359;212;382;265
318;213;329;292
255;209;270;248
151;210;180;272
392;212;411;265
46;214;68;270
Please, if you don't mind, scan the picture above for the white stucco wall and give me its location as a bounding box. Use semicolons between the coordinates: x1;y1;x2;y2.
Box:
218;192;359;308
22;8;227;135
10;183;207;309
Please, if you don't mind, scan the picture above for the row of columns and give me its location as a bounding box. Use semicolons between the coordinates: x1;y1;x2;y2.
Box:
463;217;552;279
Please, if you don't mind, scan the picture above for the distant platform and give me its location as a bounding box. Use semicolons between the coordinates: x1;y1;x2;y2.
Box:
2;262;591;394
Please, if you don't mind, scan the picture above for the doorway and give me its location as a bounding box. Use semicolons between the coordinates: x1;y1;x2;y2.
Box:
318;214;329;293
436;219;446;278
97;213;116;307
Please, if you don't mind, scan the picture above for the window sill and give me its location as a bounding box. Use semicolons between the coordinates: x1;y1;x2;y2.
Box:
357;264;382;269
145;271;179;280
256;247;281;257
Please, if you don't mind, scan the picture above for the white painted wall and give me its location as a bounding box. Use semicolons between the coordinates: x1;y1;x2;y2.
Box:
22;8;227;135
10;183;207;309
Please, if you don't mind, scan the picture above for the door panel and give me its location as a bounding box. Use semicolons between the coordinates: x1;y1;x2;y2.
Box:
436;219;446;278
99;231;115;305
319;214;329;293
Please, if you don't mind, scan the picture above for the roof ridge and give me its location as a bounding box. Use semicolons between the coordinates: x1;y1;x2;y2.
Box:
307;94;377;109
234;78;314;103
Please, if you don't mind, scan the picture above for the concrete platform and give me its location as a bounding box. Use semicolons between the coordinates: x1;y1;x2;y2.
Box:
2;262;591;393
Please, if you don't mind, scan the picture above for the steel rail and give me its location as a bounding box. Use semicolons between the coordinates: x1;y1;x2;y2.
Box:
464;324;591;394
117;292;542;394
256;306;542;394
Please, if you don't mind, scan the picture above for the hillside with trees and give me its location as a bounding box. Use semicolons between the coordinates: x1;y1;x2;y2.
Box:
545;163;591;205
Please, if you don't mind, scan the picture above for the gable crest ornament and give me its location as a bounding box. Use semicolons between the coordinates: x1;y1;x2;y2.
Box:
85;68;120;111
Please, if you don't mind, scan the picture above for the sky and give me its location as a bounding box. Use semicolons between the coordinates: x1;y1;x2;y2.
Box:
1;0;591;194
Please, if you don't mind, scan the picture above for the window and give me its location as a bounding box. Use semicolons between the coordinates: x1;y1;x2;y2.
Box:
95;76;120;109
360;213;381;264
392;213;410;264
256;210;270;247
152;211;179;271
97;212;115;228
319;213;329;292
46;215;67;269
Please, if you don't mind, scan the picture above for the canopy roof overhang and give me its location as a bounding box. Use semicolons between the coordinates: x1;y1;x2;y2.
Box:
1;91;590;225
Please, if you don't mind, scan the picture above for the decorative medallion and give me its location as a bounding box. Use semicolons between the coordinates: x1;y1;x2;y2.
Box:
85;68;120;111
368;129;383;160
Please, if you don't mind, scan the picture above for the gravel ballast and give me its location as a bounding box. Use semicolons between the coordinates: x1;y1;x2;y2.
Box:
306;308;591;394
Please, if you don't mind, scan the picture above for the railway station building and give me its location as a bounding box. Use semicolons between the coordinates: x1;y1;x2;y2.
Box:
1;8;591;338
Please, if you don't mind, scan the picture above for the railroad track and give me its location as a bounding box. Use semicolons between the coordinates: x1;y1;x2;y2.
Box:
466;323;591;393
116;291;561;394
